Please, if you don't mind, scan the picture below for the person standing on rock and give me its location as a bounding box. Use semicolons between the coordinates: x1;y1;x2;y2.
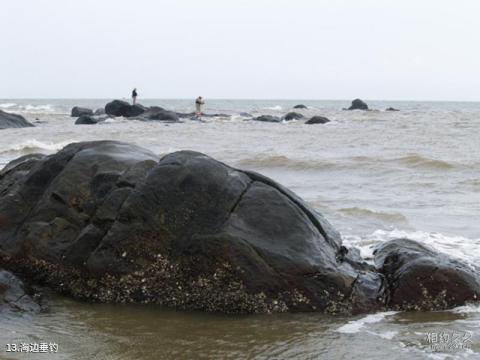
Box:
195;96;204;117
132;88;138;105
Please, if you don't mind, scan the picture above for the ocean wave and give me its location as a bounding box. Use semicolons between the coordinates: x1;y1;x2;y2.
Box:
339;207;408;223
394;154;454;170
0;103;60;115
336;311;398;334
1;139;71;154
263;105;282;111
343;229;480;269
0;103;17;109
450;304;480;314
235;154;336;170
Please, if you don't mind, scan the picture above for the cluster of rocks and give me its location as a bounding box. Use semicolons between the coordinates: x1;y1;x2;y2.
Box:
0;141;478;315
72;100;233;125
253;112;330;125
71;100;331;126
0;109;34;130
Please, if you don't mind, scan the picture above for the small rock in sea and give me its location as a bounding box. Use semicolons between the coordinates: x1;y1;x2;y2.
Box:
283;112;305;121
347;99;369;110
105;100;146;117
137;107;180;122
71;106;94;117
386;107;400;112
75;115;109;125
253;115;282;123
293;104;308;109
374;238;480;311
305;116;330;125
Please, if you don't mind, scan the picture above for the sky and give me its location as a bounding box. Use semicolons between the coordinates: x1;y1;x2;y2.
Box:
1;0;480;100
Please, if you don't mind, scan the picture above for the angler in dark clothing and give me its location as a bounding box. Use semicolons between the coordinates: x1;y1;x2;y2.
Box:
132;88;138;105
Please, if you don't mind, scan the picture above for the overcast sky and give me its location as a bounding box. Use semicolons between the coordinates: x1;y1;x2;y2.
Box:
1;0;479;100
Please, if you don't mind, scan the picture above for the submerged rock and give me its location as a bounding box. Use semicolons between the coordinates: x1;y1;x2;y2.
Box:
176;112;230;119
71;106;93;117
0;110;34;129
348;99;369;110
253;115;282;123
283;112;304;121
0;269;40;313
75;115;109;125
293;104;308;109
386;107;400;112
374;239;480;311
305;116;330;125
0;141;385;314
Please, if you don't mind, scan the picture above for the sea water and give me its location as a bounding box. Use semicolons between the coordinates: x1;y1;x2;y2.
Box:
0;99;479;359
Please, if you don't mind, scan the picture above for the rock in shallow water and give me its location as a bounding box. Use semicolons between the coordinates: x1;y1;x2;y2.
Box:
305;116;330;125
347;99;369;110
253;115;282;123
105;100;142;117
0;269;40;313
0;141;386;314
374;239;480;311
283;112;304;121
0;142;477;315
0;110;34;129
75;115;110;125
71;106;93;117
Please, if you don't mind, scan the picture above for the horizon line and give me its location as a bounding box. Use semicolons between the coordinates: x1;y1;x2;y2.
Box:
2;97;480;103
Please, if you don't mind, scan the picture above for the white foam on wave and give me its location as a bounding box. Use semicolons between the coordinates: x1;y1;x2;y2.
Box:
343;229;480;268
450;304;480;314
0;103;59;114
263;105;282;111
6;139;72;153
0;103;16;109
23;104;55;113
336;311;398;334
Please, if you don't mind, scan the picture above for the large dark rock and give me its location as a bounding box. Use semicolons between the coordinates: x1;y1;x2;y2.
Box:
374;239;480;311
0;141;385;314
293;104;308;109
71;107;93;117
253;115;282;123
348;99;369;110
305;116;330;125
2;143;477;315
0;110;34;129
0;269;40;313
283;112;304;121
104;101;147;118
